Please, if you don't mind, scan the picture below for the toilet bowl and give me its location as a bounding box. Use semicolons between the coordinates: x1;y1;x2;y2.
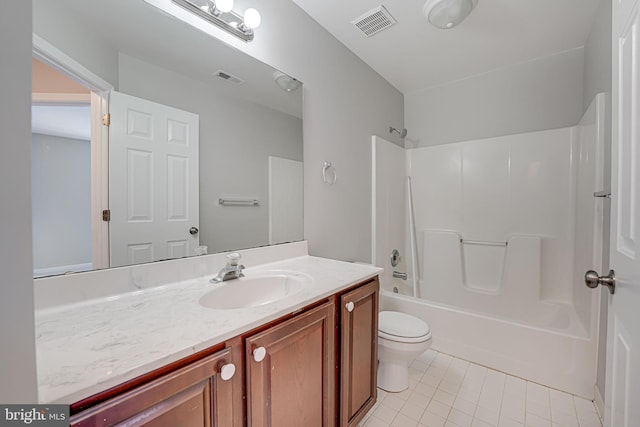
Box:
377;311;432;392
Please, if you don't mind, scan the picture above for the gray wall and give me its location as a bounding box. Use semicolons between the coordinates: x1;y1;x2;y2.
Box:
584;0;612;113
32;133;92;271
118;53;303;254
404;48;585;147
584;0;612;403
33;0;119;87
0;0;38;402
186;0;405;262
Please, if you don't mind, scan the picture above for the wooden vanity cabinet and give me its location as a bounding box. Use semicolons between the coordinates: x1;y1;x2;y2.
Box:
243;278;379;427
70;345;243;427
69;276;379;427
338;278;379;427
245;302;336;427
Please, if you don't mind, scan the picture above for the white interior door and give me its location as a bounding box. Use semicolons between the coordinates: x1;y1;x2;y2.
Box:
109;91;199;267
605;0;640;424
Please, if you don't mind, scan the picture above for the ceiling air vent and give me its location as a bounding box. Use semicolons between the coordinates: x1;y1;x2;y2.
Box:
213;70;244;85
352;5;397;37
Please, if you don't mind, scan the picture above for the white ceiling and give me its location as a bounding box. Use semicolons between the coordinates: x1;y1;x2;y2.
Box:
292;0;603;94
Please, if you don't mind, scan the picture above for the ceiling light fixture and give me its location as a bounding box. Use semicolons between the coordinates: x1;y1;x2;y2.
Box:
423;0;478;30
273;72;302;92
173;0;261;42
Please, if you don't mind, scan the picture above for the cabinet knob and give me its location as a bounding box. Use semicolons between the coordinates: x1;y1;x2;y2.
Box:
253;346;267;362
220;363;236;381
345;301;355;312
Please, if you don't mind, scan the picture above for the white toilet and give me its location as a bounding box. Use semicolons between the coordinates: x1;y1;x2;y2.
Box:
377;311;432;392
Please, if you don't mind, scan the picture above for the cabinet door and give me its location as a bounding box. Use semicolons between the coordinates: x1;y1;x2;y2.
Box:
70;347;241;427
340;278;379;427
246;302;336;427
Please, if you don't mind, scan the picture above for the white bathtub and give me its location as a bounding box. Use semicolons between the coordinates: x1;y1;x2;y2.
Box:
380;289;598;398
372;95;607;399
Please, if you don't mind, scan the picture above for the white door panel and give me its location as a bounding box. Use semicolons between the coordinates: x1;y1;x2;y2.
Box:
606;0;640;425
109;91;199;267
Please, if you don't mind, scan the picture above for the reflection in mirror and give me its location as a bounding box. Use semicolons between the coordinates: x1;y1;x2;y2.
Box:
32;0;303;278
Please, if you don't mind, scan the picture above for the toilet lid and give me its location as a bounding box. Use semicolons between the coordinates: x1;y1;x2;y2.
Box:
379;311;430;339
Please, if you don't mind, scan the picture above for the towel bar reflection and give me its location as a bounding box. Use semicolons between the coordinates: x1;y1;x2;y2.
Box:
218;198;259;206
460;239;508;247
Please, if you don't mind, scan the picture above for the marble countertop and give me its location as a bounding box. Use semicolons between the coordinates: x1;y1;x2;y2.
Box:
35;256;382;404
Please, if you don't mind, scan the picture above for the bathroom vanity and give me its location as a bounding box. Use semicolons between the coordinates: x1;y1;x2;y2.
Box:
35;247;380;427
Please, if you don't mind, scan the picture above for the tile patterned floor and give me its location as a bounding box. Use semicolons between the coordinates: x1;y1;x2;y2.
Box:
359;350;603;427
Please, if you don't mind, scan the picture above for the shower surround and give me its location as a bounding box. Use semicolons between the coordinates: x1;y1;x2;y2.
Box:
372;94;606;397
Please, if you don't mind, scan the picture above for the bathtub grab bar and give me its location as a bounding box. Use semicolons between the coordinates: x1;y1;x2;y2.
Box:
460;239;508;247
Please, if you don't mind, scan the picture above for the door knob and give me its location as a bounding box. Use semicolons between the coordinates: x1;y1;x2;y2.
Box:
345;301;355;312
189;226;199;236
585;269;616;294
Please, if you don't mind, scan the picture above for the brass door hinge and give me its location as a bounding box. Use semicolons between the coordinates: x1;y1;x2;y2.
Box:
102;209;111;222
102;113;111;126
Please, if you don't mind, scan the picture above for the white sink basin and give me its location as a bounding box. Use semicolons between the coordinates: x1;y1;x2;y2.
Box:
199;270;312;309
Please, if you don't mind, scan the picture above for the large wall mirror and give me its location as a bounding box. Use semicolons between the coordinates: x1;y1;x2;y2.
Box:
32;0;303;278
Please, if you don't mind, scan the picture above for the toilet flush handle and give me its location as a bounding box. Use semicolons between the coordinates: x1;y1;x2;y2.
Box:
345;301;355;312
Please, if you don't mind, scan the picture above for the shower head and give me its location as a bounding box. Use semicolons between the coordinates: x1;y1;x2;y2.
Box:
389;126;408;139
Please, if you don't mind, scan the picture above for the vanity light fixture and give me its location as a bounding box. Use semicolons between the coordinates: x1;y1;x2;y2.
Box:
210;0;233;14
273;72;302;92
172;0;261;42
423;0;478;29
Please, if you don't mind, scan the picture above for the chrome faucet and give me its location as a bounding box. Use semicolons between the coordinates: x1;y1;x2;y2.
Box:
211;252;245;283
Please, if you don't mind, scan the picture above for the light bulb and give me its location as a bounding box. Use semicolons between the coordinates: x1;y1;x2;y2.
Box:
215;0;234;13
243;8;261;29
